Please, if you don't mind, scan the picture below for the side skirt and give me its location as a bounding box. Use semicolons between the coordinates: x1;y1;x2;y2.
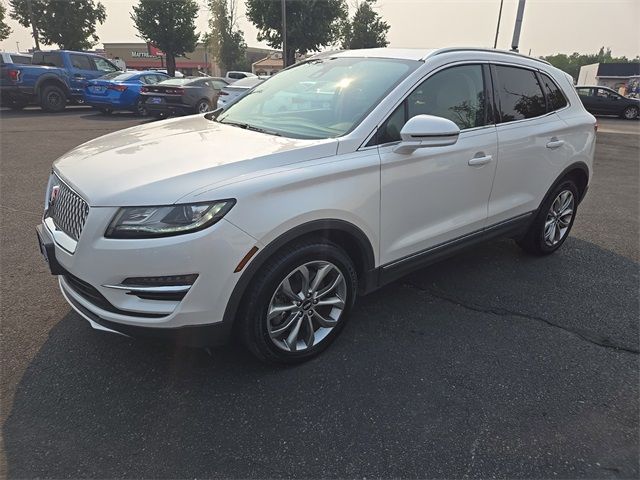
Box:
372;212;535;289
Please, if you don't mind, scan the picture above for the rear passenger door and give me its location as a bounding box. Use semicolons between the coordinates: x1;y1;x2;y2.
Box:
487;64;570;224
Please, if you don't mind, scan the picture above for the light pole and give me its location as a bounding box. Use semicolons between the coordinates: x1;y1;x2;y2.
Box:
493;0;504;49
511;0;526;52
16;41;20;52
281;0;288;68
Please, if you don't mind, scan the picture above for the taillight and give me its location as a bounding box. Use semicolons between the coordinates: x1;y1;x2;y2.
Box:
108;84;127;92
165;88;183;95
8;69;20;82
218;90;228;96
140;86;149;93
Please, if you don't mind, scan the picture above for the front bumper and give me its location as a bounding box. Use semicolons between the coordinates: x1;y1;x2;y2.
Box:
38;207;259;346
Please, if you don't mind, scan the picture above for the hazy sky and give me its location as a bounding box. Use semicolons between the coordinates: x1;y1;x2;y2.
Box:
1;0;639;58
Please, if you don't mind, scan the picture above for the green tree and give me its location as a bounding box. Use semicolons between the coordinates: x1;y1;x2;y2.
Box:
131;0;199;77
0;1;12;41
341;0;389;50
541;47;639;81
205;0;247;73
246;0;347;67
10;0;106;50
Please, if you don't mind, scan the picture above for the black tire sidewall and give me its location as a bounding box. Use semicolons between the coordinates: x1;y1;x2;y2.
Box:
196;99;210;113
623;106;638;120
40;86;66;112
241;242;357;363
534;180;579;254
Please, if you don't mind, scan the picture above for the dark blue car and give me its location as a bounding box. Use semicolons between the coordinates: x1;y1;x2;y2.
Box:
84;70;170;115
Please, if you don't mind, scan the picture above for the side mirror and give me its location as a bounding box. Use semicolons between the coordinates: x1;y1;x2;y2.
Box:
393;115;460;154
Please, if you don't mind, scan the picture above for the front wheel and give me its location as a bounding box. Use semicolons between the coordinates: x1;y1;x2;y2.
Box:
237;241;358;364
622;106;639;120
517;179;579;255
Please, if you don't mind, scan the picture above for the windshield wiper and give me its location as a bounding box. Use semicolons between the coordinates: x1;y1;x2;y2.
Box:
219;120;281;137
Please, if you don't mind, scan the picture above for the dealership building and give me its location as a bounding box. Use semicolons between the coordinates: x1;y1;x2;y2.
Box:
577;62;640;94
102;42;273;76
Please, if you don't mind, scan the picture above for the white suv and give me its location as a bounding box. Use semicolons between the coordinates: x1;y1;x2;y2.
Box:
37;48;596;363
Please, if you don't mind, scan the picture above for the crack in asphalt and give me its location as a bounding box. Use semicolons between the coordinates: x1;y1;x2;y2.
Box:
404;282;640;355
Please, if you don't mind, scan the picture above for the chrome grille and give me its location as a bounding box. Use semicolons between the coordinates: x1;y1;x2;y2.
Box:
46;176;89;241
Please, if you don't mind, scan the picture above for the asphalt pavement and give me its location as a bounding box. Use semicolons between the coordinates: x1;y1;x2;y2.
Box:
1;108;638;479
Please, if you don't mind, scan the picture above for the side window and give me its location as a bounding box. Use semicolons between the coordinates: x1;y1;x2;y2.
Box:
407;64;486;130
597;88;618;99
229;72;241;79
92;57;118;73
540;73;568;111
212;80;227;90
494;65;546;122
37;52;63;67
70;54;93;70
374;64;487;145
576;88;592;97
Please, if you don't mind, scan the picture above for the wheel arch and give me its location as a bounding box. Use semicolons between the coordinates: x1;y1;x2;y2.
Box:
35;75;70;97
222;219;376;326
541;162;590;210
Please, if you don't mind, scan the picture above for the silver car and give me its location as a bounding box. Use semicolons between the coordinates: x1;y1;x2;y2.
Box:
216;76;266;110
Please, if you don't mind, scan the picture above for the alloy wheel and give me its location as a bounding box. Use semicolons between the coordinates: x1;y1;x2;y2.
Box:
544;190;574;246
624;107;638;120
266;261;347;352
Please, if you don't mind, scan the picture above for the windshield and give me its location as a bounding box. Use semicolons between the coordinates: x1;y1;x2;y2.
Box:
217;57;419;139
100;72;137;81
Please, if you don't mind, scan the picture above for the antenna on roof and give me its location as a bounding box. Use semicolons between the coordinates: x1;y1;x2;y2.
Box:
510;0;526;52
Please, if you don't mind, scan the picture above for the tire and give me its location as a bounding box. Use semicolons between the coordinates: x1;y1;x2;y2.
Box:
237;241;358;364
39;85;66;112
195;99;211;114
135;99;146;116
517;179;579;256
621;106;639;120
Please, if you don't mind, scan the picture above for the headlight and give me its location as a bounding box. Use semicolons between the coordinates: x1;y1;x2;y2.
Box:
105;200;235;239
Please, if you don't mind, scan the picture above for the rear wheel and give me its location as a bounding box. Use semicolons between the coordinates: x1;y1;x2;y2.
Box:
135;98;146;116
517;179;579;255
622;106;638;120
237;241;357;364
195;98;211;114
39;85;66;112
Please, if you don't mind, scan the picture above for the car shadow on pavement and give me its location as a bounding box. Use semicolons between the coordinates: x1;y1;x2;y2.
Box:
3;238;639;479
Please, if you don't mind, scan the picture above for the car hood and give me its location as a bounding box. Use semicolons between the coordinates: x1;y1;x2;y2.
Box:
53;115;338;206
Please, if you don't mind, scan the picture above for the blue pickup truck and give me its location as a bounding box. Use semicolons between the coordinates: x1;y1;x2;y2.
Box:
0;50;121;112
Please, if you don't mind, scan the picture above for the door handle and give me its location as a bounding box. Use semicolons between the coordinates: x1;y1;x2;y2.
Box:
468;154;492;166
546;138;565;149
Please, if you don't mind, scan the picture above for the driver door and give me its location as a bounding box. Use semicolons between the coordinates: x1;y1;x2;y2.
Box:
377;64;498;267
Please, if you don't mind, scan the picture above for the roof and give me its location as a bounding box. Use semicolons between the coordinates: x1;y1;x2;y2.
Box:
314;47;550;65
253;56;284;69
597;63;640;77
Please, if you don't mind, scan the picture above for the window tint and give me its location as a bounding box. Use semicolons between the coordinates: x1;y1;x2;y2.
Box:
375;64;487;145
596;88;618;99
70;54;93;70
229;72;242;79
494;66;546;122
93;56;118;72
34;52;63;67
10;55;31;65
540;73;568;111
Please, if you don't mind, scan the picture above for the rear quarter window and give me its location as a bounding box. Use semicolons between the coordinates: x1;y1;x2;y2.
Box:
33;52;63;67
540;73;568;111
9;55;32;65
494;65;546;122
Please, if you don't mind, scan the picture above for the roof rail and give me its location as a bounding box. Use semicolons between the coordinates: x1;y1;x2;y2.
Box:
424;47;551;66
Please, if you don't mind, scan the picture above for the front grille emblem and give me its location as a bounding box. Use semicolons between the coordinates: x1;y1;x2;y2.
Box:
49;185;60;207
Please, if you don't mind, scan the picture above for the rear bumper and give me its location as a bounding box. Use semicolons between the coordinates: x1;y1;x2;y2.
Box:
0;84;34;104
145;103;193;116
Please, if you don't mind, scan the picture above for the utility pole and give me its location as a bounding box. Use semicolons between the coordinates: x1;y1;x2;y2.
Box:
281;0;288;68
493;0;504;49
16;41;20;52
26;0;40;50
510;0;526;52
